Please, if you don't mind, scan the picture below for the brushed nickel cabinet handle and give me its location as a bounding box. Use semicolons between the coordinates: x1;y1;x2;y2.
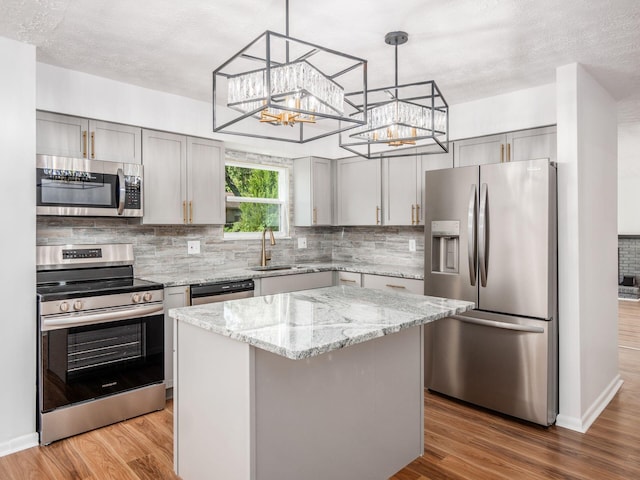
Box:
183;201;187;224
385;284;407;289
507;143;511;162
415;204;420;225
376;206;380;225
82;131;87;158
411;205;415;225
313;207;317;225
90;131;95;159
340;279;357;283
500;144;504;163
189;201;193;224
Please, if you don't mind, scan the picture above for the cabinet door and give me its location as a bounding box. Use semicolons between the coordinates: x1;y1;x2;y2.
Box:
454;133;506;167
336;156;381;226
36;111;88;158
89;120;142;164
187;137;225;225
312;158;333;225
418;148;454;225
142;130;187;224
335;271;362;287
361;274;424;295
294;157;333;226
507;126;556;163
382;155;418;226
164;286;191;391
259;271;333;295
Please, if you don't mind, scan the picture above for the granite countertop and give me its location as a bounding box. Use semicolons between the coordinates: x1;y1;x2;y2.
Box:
169;285;474;360
139;261;424;287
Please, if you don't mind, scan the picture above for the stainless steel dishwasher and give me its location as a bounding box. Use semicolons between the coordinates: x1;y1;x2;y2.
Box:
190;279;255;305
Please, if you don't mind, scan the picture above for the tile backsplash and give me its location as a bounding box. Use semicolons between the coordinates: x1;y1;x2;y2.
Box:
36;218;424;277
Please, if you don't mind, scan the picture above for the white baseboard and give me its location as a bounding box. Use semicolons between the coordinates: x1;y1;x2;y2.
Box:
618;297;640;302
556;374;624;433
0;432;39;457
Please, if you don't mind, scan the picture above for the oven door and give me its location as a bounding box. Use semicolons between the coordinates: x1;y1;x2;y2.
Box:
36;155;142;217
40;313;164;412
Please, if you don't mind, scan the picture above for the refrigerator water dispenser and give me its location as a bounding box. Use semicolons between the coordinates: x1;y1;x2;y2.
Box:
431;220;460;274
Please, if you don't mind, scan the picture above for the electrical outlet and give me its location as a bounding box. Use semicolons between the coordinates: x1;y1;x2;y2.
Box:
187;240;200;255
298;237;307;249
409;239;416;252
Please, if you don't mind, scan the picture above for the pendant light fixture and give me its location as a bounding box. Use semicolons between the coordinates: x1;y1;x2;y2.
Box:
339;31;449;159
213;0;367;143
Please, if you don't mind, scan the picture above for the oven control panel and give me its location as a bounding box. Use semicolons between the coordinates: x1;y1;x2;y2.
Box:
62;248;103;260
40;290;165;317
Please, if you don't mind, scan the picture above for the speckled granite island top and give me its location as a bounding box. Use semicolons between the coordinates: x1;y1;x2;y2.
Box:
169;286;474;360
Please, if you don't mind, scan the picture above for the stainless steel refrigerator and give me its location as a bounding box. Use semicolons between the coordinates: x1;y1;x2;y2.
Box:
424;158;557;426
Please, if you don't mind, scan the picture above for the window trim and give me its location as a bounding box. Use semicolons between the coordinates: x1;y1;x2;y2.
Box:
224;160;289;239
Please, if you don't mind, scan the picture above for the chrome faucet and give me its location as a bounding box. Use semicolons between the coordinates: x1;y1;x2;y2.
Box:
260;227;276;267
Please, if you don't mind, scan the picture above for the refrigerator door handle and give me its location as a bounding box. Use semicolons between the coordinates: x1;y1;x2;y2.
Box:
467;184;477;286
478;182;488;287
450;315;545;333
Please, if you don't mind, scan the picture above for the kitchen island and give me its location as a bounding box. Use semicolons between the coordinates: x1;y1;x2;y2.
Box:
169;286;474;480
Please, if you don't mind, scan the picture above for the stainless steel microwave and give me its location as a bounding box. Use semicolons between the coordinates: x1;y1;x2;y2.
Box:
36;155;143;217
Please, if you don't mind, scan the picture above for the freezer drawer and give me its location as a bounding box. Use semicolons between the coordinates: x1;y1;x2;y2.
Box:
426;311;557;426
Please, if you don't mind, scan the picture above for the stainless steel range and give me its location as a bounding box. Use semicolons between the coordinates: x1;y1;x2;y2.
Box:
36;243;165;445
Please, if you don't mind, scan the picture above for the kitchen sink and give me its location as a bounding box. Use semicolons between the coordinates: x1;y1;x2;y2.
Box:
248;264;301;272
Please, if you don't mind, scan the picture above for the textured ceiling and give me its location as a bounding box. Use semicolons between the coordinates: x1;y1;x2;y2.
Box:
1;0;640;123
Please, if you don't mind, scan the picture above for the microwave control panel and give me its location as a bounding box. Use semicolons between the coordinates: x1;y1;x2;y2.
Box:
124;176;142;209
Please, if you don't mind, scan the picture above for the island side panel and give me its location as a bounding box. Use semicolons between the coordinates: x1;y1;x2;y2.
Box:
175;321;255;480
254;325;424;480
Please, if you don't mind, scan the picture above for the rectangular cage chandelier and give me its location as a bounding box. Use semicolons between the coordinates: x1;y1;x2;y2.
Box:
339;32;449;159
212;1;367;144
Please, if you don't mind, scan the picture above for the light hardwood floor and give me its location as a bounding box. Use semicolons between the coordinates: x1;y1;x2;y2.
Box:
2;302;639;479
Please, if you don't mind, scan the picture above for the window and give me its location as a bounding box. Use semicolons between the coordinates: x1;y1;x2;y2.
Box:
224;161;288;238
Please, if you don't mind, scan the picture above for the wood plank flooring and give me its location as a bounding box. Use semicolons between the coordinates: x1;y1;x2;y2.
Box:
1;301;639;479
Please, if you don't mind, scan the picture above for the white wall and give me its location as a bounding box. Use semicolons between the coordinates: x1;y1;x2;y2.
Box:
555;63;621;432
449;83;557;140
618;122;640;234
36;63;339;159
37;63;559;160
0;37;37;455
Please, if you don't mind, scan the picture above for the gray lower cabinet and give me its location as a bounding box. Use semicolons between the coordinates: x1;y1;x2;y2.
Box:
163;285;190;392
335;271;362;287
257;271;334;296
142;130;224;225
36;111;142;163
454;126;556;167
361;274;424;295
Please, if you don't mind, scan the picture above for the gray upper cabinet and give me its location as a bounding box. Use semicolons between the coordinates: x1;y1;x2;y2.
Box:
36;111;142;163
90;120;142;163
336;156;381;226
36;112;87;158
187;137;225;225
507;126;557;163
418;149;455;225
454;126;556;167
142;130;224;225
382;154;420;226
294;157;333;226
454;133;507;167
383;147;454;226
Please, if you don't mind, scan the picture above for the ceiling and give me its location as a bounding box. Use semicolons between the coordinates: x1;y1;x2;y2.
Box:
2;0;640;127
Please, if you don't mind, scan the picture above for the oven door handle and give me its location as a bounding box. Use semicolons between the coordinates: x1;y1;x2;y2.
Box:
41;303;163;331
116;167;126;215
